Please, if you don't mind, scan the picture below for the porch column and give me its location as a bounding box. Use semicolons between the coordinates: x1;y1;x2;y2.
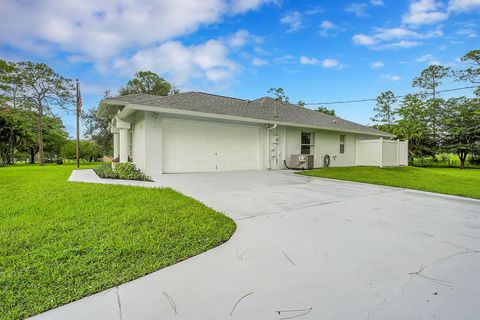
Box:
113;131;119;159
119;128;128;163
113;117;131;163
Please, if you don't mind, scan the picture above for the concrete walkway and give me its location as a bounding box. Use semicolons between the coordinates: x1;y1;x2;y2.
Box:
32;169;480;320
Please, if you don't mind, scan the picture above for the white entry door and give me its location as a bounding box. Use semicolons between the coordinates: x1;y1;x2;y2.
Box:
162;119;261;173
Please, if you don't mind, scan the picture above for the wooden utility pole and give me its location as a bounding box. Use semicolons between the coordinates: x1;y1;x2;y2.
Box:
76;79;81;168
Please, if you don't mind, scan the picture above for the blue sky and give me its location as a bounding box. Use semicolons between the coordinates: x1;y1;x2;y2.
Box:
0;0;479;137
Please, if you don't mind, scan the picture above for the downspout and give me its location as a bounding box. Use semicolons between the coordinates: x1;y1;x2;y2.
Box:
266;123;277;170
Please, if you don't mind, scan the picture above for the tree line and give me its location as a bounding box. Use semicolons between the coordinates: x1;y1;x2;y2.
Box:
0;60;175;166
371;50;480;169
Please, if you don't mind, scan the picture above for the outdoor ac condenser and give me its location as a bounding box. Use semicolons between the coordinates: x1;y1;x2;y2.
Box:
290;154;314;170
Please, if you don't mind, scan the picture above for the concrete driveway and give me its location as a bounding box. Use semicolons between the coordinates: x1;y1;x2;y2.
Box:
34;170;480;320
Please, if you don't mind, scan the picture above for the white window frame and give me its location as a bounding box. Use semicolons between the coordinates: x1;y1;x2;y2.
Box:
340;134;345;154
301;132;315;155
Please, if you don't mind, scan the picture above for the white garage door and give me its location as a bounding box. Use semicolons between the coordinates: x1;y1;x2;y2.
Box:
163;119;261;173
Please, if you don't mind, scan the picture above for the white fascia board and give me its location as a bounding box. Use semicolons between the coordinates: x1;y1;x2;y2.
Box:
117;103;394;138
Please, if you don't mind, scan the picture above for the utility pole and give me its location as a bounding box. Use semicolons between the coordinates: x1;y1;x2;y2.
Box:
76;79;81;168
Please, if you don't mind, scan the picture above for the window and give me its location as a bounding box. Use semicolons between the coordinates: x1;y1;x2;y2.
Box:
340;135;345;154
301;132;314;154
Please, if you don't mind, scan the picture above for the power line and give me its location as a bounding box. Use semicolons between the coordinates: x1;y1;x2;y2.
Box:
305;85;480;106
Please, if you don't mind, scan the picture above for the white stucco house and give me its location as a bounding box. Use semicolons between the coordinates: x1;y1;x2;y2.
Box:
98;92;408;174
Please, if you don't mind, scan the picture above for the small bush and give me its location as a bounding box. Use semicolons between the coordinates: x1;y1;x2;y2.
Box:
93;164;118;179
55;159;63;165
94;163;152;181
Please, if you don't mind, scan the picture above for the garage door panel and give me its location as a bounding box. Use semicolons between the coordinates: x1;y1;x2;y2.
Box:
163;119;260;173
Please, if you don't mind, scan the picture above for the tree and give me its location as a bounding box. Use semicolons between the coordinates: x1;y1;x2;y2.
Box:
0;107;27;165
118;71;177;96
82;91;114;156
456;49;480;96
267;87;289;102
8;62;74;165
395;94;433;163
316;106;336;116
412;65;451;152
412;65;451;98
61;140;102;161
371;91;397;126
441;97;480;169
297;100;306;107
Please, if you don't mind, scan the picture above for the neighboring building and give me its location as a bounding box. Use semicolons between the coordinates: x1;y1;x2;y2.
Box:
98;92;408;174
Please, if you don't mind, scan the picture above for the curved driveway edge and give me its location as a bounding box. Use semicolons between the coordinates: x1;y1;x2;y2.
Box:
32;170;480;319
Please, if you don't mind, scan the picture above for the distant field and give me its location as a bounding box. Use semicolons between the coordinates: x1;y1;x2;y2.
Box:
299;166;480;199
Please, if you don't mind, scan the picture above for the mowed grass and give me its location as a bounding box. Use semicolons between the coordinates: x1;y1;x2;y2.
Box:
0;164;236;320
299;166;480;199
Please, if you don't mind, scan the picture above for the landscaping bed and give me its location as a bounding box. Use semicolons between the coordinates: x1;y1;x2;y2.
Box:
94;162;152;181
0;164;236;320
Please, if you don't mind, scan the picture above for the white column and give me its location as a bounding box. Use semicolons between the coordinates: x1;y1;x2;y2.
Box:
113;132;120;159
119;128;129;163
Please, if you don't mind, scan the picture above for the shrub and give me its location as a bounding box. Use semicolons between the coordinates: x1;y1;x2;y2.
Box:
93;163;118;179
93;163;152;181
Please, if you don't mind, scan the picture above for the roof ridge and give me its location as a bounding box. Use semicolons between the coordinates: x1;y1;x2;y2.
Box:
190;91;248;102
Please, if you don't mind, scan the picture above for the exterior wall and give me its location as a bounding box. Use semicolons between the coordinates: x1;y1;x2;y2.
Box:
131;111;146;171
285;127;358;167
143;112;163;175
128;110;405;173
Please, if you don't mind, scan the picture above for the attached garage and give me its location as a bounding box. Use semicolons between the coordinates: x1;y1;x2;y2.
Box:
162;119;261;173
99;91;400;175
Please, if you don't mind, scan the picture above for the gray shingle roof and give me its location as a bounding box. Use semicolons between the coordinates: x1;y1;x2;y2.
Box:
100;91;392;137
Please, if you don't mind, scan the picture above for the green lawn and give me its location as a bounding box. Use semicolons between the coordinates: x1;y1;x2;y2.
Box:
0;164;236;320
299;166;480;199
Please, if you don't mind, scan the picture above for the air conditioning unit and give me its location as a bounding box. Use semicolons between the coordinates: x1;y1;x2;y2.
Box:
290;154;314;170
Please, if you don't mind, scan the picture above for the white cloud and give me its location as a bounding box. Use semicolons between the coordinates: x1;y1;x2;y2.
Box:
353;26;442;49
230;0;277;13
273;55;296;64
370;0;384;5
0;1;279;87
321;59;339;68
300;56;320;65
381;74;402;81
352;34;377;45
456;27;477;37
376;40;421;49
345;3;370;17
371;61;385;68
319;20;339;37
113;38;239;85
300;56;342;69
416;54;435;62
320;20;336;30
402;0;449;26
415;54;442;64
448;0;480;12
280;11;303;31
226;29;262;48
252;57;268;66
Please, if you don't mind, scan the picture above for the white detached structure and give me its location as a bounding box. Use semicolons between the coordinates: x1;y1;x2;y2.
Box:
98;92;408;174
